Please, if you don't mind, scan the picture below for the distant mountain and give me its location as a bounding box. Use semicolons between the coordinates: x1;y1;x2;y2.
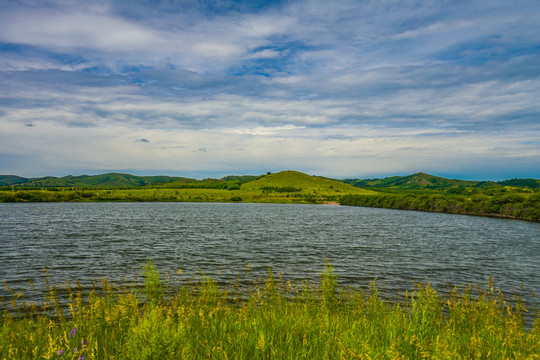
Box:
2;171;538;190
342;172;475;190
0;175;30;186
342;172;540;190
0;173;184;188
0;172;262;189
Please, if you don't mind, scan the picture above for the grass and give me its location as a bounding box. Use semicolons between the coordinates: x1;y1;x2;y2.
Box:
0;184;372;205
0;187;326;203
0;170;376;204
242;170;375;195
341;192;540;221
1;261;539;359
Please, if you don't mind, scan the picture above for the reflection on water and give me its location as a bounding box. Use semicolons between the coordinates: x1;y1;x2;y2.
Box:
1;202;539;305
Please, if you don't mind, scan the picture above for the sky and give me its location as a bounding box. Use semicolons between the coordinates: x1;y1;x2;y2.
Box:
0;0;539;180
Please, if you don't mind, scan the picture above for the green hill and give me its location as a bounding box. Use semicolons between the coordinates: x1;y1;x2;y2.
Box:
0;175;30;186
242;170;375;195
344;172;479;190
0;173;183;188
343;172;540;193
0;173;259;189
3;171;538;193
340;172;539;221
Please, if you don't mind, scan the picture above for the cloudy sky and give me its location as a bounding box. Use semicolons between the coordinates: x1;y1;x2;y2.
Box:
1;0;539;180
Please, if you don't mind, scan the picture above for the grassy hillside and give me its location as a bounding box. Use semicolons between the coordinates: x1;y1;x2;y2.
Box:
342;172;477;190
242;170;375;196
0;173;263;189
340;173;540;221
0;173;184;188
0;171;373;204
1;170;537;220
5;171;537;192
342;172;540;192
0;175;30;186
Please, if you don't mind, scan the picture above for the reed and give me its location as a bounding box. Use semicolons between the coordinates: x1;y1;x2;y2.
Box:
1;261;538;359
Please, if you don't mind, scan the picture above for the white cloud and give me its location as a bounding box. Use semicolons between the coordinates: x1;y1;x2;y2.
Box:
0;53;90;72
0;0;539;179
190;42;243;59
224;125;304;136
2;111;537;178
393;20;474;40
0;3;298;73
0;10;164;51
247;49;281;60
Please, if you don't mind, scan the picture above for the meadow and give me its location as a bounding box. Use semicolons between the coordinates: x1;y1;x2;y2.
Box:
340;192;540;222
1;261;539;359
0;186;346;204
1;170;538;221
0;171;375;205
340;172;540;222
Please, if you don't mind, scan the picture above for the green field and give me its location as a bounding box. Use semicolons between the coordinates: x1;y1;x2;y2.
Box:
1;170;538;221
0;170;374;204
341;192;540;221
340;173;540;221
1;261;538;359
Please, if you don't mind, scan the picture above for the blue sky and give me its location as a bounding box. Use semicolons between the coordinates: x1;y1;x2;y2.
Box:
1;0;539;180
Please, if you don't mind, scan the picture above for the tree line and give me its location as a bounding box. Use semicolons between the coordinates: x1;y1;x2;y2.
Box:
340;192;540;221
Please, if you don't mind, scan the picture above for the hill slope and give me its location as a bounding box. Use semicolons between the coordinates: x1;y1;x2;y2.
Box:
342;172;540;191
0;175;30;186
342;172;478;190
243;170;375;195
0;173;184;188
3;171;538;191
0;173;263;189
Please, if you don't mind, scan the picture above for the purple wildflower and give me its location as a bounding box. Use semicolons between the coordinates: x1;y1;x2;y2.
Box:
81;339;87;346
73;348;77;353
78;356;85;360
69;327;76;339
58;349;63;356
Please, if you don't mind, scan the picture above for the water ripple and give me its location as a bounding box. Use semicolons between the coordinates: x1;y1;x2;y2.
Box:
0;202;539;306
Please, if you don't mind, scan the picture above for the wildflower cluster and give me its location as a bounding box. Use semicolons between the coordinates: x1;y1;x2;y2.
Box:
56;326;87;360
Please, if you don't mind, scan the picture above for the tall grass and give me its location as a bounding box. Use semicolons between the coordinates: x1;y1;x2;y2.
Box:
1;261;538;359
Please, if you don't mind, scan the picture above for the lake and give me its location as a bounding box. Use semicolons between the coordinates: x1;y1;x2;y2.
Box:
1;202;539;306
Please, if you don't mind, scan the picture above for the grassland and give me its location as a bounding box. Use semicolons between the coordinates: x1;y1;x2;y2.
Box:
0;170;374;204
1;170;538;221
341;173;540;221
0;173;184;188
1;261;538;359
341;192;540;221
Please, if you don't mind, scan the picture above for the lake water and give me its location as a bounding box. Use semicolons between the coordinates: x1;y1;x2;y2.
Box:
1;202;539;306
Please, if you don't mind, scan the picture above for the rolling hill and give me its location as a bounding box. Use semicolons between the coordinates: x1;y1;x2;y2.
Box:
342;172;476;190
2;171;538;192
342;172;540;191
0;173;184;188
242;170;376;195
1;170;536;220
